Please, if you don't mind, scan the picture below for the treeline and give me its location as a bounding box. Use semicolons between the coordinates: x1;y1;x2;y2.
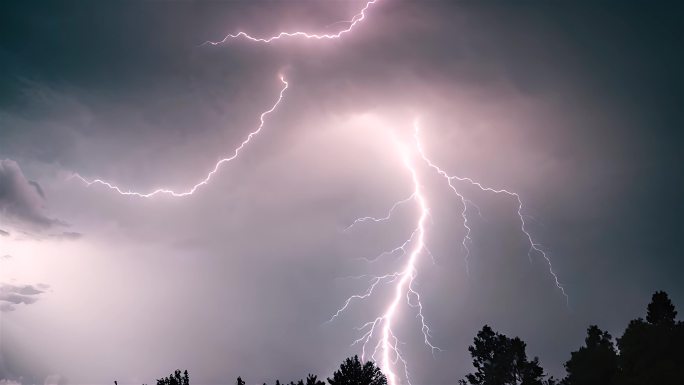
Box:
149;291;683;385
461;291;683;385
151;356;386;385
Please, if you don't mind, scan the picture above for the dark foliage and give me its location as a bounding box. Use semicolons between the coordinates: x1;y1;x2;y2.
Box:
459;325;553;385
305;374;325;385
144;292;682;385
155;370;189;385
562;325;618;385
556;291;683;385
307;374;326;385
613;291;684;385
646;290;678;326
327;355;387;385
282;374;325;385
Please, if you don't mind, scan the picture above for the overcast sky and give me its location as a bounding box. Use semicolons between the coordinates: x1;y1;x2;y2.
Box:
0;1;682;384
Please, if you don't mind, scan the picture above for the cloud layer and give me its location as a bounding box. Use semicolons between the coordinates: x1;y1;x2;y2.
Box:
0;159;59;230
0;283;47;312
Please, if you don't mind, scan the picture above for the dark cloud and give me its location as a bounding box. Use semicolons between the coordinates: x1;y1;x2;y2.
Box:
0;229;8;236
0;283;47;312
28;180;45;199
48;231;82;240
0;159;61;230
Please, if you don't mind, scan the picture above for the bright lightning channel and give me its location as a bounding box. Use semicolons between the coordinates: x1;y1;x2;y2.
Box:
72;76;288;198
203;0;379;45
332;138;440;385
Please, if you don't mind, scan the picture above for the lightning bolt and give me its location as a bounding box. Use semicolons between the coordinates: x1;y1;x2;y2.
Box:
203;0;379;45
333;120;569;385
72;76;289;198
332;138;440;385
413;120;569;304
380;143;435;385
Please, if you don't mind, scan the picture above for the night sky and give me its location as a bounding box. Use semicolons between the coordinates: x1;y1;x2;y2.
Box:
0;1;682;384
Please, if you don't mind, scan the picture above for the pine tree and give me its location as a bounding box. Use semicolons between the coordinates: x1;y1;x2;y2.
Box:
306;374;325;385
615;291;684;385
562;325;617;385
327;355;387;385
460;325;552;385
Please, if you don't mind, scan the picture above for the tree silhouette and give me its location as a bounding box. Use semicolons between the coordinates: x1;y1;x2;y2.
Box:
146;292;683;385
614;291;684;385
327;355;387;385
562;325;617;385
292;374;325;385
646;290;678;326
460;325;553;385
156;370;189;385
306;374;325;385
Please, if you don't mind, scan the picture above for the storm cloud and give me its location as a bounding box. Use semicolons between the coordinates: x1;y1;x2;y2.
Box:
0;1;681;385
0;159;60;230
0;283;47;312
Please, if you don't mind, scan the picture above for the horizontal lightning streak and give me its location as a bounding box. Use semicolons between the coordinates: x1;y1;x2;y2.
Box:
72;77;289;198
203;0;379;45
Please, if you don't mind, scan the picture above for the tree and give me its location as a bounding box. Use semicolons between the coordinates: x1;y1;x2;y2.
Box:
286;374;325;385
327;355;387;385
614;291;684;385
236;377;245;385
647;290;677;326
156;370;189;385
562;325;617;385
460;325;552;385
305;374;325;385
